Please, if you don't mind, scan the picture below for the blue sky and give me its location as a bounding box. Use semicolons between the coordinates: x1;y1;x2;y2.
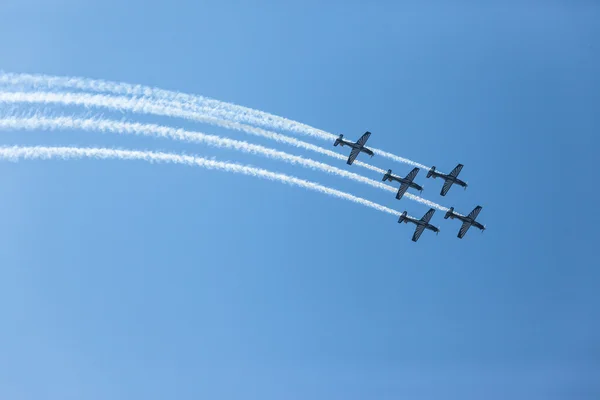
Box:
1;1;599;399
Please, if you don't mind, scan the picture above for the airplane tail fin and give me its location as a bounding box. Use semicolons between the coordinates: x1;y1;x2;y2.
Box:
444;207;454;219
427;166;436;178
398;211;408;224
333;134;343;147
382;169;392;182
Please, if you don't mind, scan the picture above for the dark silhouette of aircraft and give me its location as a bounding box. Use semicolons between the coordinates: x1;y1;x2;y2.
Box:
444;205;485;238
398;208;440;242
426;164;468;196
382;167;423;200
333;131;374;165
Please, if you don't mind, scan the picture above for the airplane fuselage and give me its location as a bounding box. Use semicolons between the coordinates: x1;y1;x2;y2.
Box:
336;138;355;148
449;213;485;231
337;139;374;156
450;177;467;187
384;175;423;191
401;217;439;233
431;171;467;187
471;221;485;231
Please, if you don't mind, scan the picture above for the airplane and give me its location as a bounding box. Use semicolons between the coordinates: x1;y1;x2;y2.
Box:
333;131;374;165
426;164;468;196
382;167;424;200
444;205;486;239
398;208;440;242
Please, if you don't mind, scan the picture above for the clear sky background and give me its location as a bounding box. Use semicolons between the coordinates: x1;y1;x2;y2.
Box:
1;1;599;399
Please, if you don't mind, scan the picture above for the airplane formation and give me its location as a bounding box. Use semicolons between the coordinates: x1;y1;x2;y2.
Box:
334;131;485;242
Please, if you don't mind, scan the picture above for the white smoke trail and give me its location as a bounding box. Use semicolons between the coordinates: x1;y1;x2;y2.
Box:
0;72;432;170
0;72;339;140
0;145;406;217
0;115;449;211
0;91;387;174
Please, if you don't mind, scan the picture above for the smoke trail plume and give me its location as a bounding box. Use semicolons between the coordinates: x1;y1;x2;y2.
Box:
0;91;387;174
0;145;406;217
0;72;432;170
0;115;448;211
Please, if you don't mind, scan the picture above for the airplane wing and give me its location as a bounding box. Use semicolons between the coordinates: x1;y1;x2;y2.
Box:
458;221;472;239
356;131;371;147
449;164;464;178
412;225;426;242
467;205;482;220
404;167;420;183
395;183;409;200
420;208;435;224
346;147;361;165
440;179;454;196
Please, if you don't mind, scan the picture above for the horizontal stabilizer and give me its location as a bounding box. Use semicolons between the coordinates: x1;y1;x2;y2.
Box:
398;211;408;224
333;134;343;147
427;166;436;178
382;169;392;182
